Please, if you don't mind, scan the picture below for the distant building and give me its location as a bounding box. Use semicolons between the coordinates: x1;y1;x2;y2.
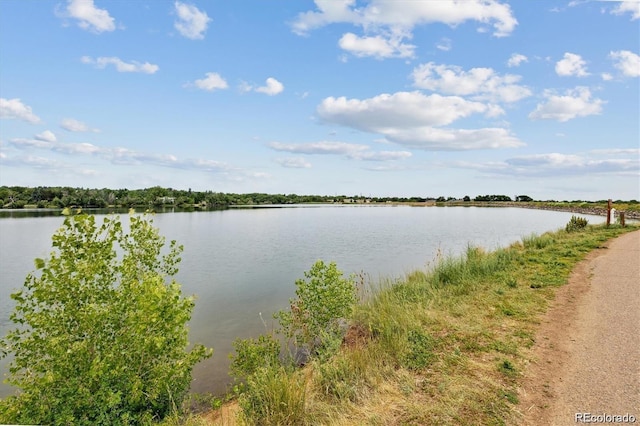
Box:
157;196;176;204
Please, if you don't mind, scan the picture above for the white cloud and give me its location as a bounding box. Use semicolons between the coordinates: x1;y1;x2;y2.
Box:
291;1;515;62
555;52;589;77
35;130;57;143
61;118;99;132
81;56;159;74
0;98;41;124
338;32;415;59
507;53;528;67
504;153;638;176
457;151;639;178
190;72;229;91
436;37;452;52
8;138;53;149
318;91;490;130
255;78;284;95
610;50;640;77
268;141;412;161
269;141;369;156
7;136;234;173
352;150;412;161
315;91;523;151
275;157;312;168
62;0;116;33
174;1;211;40
381;127;524;151
611;1;640;19
589;148;640;156
411;62;532;103
292;0;517;37
601;72;614;81
529;87;605;122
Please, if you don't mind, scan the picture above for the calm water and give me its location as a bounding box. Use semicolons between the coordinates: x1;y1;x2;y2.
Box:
0;205;604;396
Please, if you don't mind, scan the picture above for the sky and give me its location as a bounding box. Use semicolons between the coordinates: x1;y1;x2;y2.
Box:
0;0;639;201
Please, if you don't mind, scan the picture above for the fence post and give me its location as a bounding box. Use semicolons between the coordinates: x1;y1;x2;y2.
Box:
620;211;626;227
606;199;612;226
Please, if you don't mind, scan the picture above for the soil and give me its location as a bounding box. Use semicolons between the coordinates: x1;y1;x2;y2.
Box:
514;230;640;425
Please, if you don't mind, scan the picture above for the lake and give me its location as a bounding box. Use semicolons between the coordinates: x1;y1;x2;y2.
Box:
0;205;604;397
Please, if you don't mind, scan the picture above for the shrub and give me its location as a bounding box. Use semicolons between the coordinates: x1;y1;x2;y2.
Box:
274;260;356;359
229;334;281;382
565;215;588;232
0;212;212;425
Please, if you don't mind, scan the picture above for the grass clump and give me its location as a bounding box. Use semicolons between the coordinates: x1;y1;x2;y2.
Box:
237;367;307;426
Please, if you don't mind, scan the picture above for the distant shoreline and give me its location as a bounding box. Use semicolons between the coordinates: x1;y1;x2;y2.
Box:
1;201;638;220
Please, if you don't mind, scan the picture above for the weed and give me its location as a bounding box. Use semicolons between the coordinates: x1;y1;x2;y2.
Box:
565;215;588;232
402;329;436;371
498;359;518;378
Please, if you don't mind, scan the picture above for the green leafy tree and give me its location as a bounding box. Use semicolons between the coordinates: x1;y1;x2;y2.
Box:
0;211;212;425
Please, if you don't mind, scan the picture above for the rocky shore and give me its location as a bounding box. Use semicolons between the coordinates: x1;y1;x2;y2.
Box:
511;203;640;221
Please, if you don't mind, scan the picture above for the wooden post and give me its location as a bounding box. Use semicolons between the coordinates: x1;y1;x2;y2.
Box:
620;211;626;227
606;199;612;226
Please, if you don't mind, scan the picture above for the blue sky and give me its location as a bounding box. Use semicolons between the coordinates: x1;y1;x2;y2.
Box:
0;0;638;200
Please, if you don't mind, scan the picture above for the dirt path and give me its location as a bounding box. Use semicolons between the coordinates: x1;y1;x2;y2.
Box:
516;230;640;425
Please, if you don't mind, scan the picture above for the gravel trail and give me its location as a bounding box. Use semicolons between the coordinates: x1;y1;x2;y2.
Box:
517;230;640;426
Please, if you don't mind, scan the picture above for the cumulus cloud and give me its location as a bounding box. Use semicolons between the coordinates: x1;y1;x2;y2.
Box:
189;72;229;91
338;32;415;59
529;87;604;122
255;78;285;95
275;157;312;168
291;0;517;37
0;98;41;124
611;1;640;19
555;52;589;77
174;1;211;40
81;56;159;74
268;140;412;161
291;1;516;61
610;50;640;77
240;78;285;95
318;91;490;130
61;118;100;132
507;53;528;67
316;91;523;150
411;62;532;103
60;0;116;33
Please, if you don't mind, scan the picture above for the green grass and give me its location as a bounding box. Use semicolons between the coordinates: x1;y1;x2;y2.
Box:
188;223;637;425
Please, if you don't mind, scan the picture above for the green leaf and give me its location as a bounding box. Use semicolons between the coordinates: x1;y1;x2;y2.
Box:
34;258;45;269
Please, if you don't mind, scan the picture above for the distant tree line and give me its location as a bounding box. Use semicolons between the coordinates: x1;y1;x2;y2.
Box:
0;186;432;209
0;186;635;209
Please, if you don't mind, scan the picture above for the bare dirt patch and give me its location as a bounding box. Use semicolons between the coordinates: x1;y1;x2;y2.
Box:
514;231;640;425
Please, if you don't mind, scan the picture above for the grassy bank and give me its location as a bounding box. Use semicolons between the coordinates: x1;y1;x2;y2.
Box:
173;222;638;425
